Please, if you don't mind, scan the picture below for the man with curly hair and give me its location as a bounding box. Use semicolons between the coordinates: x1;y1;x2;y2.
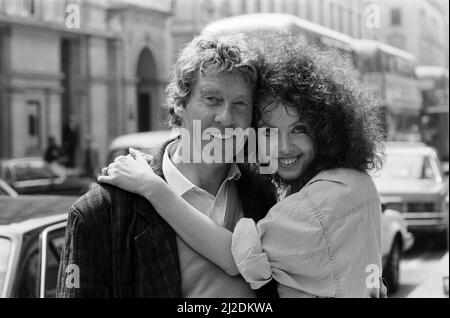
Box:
96;33;388;297
56;33;278;298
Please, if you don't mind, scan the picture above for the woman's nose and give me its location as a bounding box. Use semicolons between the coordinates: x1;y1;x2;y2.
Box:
279;133;292;154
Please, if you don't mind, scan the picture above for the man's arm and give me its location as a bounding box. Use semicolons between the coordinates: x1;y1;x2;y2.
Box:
56;205;111;297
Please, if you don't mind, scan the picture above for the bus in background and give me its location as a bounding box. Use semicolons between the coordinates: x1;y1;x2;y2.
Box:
352;40;422;142
416;66;449;165
202;13;356;67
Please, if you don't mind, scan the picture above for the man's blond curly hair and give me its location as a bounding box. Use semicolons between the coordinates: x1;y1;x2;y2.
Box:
164;32;259;127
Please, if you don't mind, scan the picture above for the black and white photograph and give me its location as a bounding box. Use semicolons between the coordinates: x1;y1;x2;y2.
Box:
0;0;448;304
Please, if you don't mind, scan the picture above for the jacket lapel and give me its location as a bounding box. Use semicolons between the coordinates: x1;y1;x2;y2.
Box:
133;138;182;297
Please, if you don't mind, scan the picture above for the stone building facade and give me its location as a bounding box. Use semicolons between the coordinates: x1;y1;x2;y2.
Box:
365;0;448;68
171;0;373;63
0;0;173;168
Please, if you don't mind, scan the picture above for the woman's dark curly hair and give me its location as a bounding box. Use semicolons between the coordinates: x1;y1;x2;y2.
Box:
253;33;385;186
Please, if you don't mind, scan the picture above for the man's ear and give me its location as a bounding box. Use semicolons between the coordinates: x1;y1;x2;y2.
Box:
174;104;184;118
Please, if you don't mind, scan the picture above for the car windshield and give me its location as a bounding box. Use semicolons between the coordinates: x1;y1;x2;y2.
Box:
0;186;8;195
377;154;433;180
0;237;12;296
14;161;58;182
106;147;160;165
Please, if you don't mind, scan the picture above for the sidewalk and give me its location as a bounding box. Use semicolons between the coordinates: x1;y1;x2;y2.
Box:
407;252;449;298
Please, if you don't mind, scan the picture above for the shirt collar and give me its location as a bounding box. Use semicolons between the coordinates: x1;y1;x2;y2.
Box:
162;140;241;197
226;162;241;181
162;140;196;197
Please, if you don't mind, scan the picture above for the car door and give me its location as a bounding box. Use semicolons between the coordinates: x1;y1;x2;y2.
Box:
38;222;66;298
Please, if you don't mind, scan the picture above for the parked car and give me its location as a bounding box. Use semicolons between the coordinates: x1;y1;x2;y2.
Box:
0;179;18;197
381;204;414;293
106;130;176;164
373;142;449;235
0;174;412;297
0;158;95;196
0;195;76;297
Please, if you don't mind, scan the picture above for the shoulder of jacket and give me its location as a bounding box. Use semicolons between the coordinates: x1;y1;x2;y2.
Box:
70;183;137;226
305;168;372;190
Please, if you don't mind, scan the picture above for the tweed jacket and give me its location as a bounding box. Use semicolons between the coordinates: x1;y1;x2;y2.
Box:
56;138;278;298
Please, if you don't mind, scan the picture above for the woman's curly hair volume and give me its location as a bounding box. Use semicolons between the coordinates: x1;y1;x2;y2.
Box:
254;33;385;183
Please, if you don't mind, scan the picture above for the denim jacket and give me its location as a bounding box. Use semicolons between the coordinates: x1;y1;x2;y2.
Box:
231;168;383;298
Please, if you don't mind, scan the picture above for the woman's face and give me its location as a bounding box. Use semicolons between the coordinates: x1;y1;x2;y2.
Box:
259;101;316;181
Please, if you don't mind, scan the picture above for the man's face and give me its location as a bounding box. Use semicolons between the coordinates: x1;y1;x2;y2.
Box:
175;72;253;163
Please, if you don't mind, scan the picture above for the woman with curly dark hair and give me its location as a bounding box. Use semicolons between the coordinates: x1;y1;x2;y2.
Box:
99;33;385;297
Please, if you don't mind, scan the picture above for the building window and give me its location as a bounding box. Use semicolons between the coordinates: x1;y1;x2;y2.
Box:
318;0;324;25
391;8;402;26
255;0;261;12
280;0;289;13
201;0;215;18
30;0;36;15
293;0;299;16
348;9;353;36
420;8;425;19
220;0;231;17
20;0;39;17
268;0;274;12
306;0;312;21
358;13;362;38
240;0;246;14
26;100;41;151
329;2;334;29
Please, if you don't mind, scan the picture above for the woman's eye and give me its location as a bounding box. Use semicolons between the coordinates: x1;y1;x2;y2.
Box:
292;125;309;135
235;101;249;109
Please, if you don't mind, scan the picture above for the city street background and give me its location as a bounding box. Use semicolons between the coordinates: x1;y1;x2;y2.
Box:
0;0;448;298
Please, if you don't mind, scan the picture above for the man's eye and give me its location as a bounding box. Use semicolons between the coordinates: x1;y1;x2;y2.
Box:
205;96;219;104
292;125;309;135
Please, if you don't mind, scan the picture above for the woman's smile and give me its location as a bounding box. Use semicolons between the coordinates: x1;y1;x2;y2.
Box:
278;155;302;168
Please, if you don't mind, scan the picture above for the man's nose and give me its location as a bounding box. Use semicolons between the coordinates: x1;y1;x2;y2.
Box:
214;104;234;127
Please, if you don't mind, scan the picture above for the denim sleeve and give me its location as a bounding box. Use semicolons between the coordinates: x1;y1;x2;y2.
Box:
231;218;273;290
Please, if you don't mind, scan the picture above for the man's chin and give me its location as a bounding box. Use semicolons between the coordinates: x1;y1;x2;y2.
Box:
199;139;245;163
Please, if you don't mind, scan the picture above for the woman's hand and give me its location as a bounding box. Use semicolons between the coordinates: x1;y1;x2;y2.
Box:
97;148;164;197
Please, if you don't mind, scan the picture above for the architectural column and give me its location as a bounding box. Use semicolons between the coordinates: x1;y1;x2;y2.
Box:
0;27;12;158
107;38;125;138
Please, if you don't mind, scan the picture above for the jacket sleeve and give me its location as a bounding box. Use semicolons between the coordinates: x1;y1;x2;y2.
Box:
56;205;111;298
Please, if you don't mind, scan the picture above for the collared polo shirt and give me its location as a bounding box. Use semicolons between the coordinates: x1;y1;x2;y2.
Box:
162;139;255;298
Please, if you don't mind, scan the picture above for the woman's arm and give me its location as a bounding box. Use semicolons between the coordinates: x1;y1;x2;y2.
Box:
98;149;239;275
143;180;239;275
